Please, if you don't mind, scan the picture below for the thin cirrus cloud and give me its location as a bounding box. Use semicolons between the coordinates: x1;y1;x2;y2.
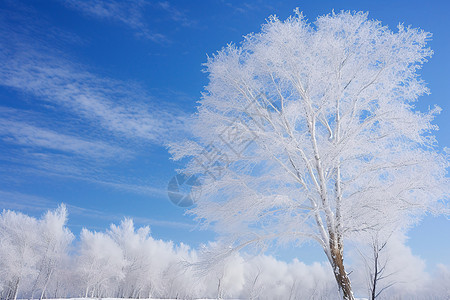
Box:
0;49;187;146
62;0;197;41
0;51;179;197
61;0;166;42
0;190;193;230
0;3;187;200
158;1;197;27
0;114;130;160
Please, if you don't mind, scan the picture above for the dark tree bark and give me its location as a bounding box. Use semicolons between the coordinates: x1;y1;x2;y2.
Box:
327;233;354;300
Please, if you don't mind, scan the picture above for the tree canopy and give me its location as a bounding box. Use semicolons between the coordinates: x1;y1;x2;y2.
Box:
170;10;449;299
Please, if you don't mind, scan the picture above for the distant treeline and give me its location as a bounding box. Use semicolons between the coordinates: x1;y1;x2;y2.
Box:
0;206;449;300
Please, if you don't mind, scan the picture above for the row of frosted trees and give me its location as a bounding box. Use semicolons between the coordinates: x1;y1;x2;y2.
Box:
1;206;449;299
0;206;338;300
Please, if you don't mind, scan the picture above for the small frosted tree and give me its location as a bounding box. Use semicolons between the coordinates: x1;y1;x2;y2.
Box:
0;210;39;300
77;229;126;298
170;10;449;299
31;204;74;300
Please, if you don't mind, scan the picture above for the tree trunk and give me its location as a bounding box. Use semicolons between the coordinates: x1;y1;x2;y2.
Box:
371;249;379;300
217;278;222;299
12;277;20;300
40;268;53;300
13;281;19;300
330;244;354;300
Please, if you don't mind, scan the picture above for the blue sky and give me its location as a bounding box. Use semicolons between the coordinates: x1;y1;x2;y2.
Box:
0;0;449;268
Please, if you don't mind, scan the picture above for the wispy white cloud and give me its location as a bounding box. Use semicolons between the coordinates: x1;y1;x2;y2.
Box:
0;107;170;197
65;203;194;230
0;190;56;212
62;0;198;41
0;190;193;230
158;1;196;27
0;51;187;145
0;2;84;45
0;159;169;199
219;0;258;14
0;7;188;147
80;177;168;198
62;0;166;42
0;127;168;198
0;114;130;160
0;4;186;197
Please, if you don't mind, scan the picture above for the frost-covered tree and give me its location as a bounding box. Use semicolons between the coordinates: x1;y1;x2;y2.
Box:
0;210;39;300
77;228;126;297
240;255;337;300
108;218;178;298
108;219;156;298
0;205;73;300
170;10;449;299
196;243;245;299
427;264;450;298
31;204;73;300
355;232;395;300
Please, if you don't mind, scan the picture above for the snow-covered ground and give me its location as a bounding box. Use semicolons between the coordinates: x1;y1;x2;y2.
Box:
20;298;369;300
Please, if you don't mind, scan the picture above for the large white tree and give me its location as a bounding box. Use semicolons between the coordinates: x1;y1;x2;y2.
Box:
170;10;449;299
